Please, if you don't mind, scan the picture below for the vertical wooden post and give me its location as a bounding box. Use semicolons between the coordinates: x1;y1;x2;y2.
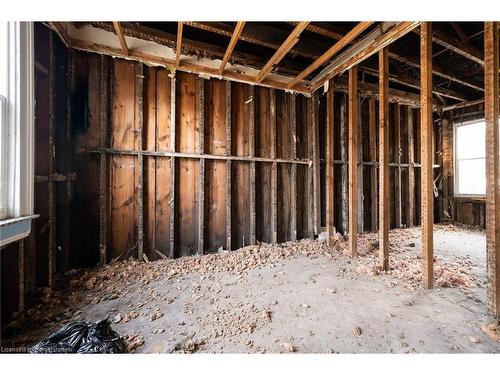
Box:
48;33;55;284
198;77;205;255
407;108;415;227
394;104;402;228
249;86;256;245
169;76;177;258
99;56;108;265
312;92;321;237
270;89;278;243
326;79;335;246
348;67;358;257
379;48;390;270
290;94;297;242
136;64;144;261
420;22;434;289
340;94;349;235
225;81;232;251
484;21;500;317
368;97;378;232
357;96;364;234
441;116;453;222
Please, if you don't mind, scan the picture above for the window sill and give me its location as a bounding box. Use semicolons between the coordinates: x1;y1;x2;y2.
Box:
0;214;39;248
453;195;486;202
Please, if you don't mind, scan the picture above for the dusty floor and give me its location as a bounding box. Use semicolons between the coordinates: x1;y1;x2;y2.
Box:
2;224;499;353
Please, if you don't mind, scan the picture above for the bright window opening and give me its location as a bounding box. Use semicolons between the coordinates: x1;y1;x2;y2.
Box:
454;119;486;196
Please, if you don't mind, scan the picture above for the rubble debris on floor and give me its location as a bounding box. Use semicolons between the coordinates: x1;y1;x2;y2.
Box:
2;225;499;353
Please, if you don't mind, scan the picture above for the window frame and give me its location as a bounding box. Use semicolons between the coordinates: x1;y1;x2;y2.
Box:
0;21;35;247
453;118;487;199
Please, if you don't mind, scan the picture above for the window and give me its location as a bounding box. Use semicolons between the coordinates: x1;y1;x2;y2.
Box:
0;22;35;247
454;119;486;196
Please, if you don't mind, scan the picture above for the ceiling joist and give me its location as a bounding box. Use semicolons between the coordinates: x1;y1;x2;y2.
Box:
112;21;129;56
255;22;309;83
176;21;183;68
288;21;373;88
311;22;421;91
219;21;246;74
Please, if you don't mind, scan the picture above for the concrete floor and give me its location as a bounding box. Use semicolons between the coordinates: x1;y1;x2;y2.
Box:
2;225;499;353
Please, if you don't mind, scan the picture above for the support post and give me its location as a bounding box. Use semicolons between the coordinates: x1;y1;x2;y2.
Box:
249;86;256;245
271;89;278;243
225;80;232;250
379;48;390;270
484;21;500;317
420;22;434;289
368;97;378;232
348;67;358;257
169;76;176;258
394;104;402;228
340;94;349;235
312;92;321;236
48;33;55;284
198;77;205;255
326;79;335;246
290;94;297;242
99;55;108;265
407;108;415;227
136;64;144;261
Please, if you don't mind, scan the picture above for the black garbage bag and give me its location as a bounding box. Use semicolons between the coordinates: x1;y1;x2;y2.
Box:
30;318;124;354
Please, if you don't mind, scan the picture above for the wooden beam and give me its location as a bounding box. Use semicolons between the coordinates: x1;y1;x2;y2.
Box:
379;48;390;271
112;21;129;56
288;22;373;88
348;67;358;257
420;22;434;289
176;22;183;68
394;104;402;228
340;94;349;235
255;22;309;83
69;38;311;95
368;97;378;232
407;108;415;227
312;92;321;236
270;90;278;243
311;22;421;91
219;21;246;74
169;77;176;258
290;94;298;242
249;86;256;245
484;21;500;317
326;79;335;246
198;78;205;255
225;81;232;251
136;64;144;261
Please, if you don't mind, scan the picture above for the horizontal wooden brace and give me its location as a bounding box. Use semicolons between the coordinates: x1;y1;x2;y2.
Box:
88;148;312;165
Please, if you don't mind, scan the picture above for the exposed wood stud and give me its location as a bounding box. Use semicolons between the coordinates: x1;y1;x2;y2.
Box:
290;94;297;242
348;66;358;257
441;116;453;222
270;89;278;243
394;104;402;228
368;97;378;232
379;48;390;270
219;21;246;74
326;80;335;245
112;21;129;56
169;76;176;258
136;64;144;261
357;94;364;234
340;94;349;235
288;22;373;88
176;22;183;68
99;55;108;266
198;77;205;255
407;108;415;227
225;81;232;251
312;92;321;236
255;22;309;83
484;21;500;317
420;22;434;289
249;86;256;245
48;33;56;285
